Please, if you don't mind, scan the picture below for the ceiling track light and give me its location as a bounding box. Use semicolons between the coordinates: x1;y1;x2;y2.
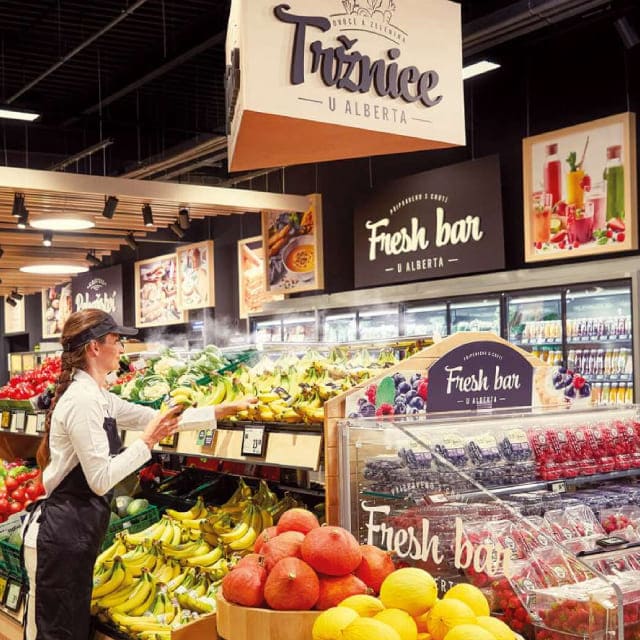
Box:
169;221;185;239
5;296;17;307
142;203;154;227
11;290;23;301
17;211;29;229
178;208;190;230
125;233;138;250
86;251;103;267
43;231;52;247
12;193;26;217
102;195;119;219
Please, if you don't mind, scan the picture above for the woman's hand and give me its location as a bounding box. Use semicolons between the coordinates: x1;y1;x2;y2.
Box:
141;405;184;449
214;396;259;420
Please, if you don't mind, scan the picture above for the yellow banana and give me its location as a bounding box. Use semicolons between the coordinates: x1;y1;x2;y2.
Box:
165;569;190;593
96;578;139;610
124;517;167;546
179;517;209;530
217;504;255;544
161;539;210;560
259;506;274;530
227;505;261;552
165;496;207;522
110;611;170;634
95;535;127;569
205;375;227;405
185;544;224;568
112;570;155;615
92;557;126;599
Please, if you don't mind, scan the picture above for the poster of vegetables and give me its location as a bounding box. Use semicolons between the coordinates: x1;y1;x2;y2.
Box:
237;236;284;319
134;253;186;328
261;194;324;294
4;296;25;334
42;282;72;339
523;111;637;263
176;240;215;311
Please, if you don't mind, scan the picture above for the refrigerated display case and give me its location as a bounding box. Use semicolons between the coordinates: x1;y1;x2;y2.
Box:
506;290;563;365
357;306;400;341
403;302;448;339
254;312;318;344
323;311;357;343
450;296;501;334
566;281;633;407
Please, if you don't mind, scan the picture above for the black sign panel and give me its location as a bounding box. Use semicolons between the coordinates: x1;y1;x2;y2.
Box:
354;156;505;288
71;264;124;325
427;341;533;413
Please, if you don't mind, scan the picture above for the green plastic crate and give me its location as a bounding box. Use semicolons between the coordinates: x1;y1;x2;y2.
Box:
101;504;160;550
0;538;24;579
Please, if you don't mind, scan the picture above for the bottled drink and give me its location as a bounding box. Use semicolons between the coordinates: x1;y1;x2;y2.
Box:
567;349;576;371
596;349;605;376
604;349;613;376
609;384;619;405
617;384;627;405
574;349;583;372
604;145;625;222
602;383;610;406
591;382;602;406
544;143;562;207
625;383;634;405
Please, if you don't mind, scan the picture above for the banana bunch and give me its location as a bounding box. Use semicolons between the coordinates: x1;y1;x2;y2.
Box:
216;499;272;554
254;479;279;510
92;556;131;601
160;385;202;412
178;577;221;615
151;558;183;584
160;536;211;561
95;533;127;569
124;515;183;546
120;541;161;576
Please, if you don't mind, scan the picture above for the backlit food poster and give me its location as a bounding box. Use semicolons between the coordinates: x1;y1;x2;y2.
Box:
237;236;284;319
261;194;324;295
42;283;72;339
176;240;215;311
134;253;186;328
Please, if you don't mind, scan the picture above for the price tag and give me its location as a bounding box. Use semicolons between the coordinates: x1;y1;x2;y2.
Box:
426;493;449;504
12;412;25;432
1;411;12;429
204;429;215;447
196;429;207;446
551;481;566;493
158;433;177;447
35;413;47;433
242;425;267;457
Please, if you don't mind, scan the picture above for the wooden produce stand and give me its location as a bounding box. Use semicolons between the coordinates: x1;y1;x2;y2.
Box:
323;332;546;525
94;614;218;640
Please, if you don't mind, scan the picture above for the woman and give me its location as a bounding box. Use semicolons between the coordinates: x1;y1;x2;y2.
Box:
22;309;252;639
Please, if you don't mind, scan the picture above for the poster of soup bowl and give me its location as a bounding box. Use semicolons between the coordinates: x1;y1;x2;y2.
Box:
42;282;72;339
134;253;186;327
261;194;324;294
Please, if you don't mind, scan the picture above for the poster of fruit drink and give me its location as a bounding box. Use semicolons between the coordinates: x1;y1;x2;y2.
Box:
41;282;72;339
523;112;637;262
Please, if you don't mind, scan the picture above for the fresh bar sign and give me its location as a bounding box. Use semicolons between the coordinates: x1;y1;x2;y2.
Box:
354;156;505;287
71;264;124;325
226;0;464;171
427;341;534;412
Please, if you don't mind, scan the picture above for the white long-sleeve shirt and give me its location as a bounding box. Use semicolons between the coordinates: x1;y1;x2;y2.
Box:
43;369;156;498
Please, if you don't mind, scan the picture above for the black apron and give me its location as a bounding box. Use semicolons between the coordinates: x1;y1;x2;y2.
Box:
27;417;122;640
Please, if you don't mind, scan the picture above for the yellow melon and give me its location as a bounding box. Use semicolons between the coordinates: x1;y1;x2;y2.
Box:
443;624;497;640
426;598;477;640
443;584;490;617
339;594;385;617
476;616;516;640
342;617;402;640
312;606;359;640
417;634;433;640
375;608;418;640
379;568;438;617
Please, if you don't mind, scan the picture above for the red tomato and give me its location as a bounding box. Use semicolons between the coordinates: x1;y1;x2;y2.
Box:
25;484;41;501
4;477;18;492
10;487;26;503
0;498;9;514
8;500;23;514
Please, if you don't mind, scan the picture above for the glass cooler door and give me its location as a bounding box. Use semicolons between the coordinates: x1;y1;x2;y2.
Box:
323;311;357;343
357;306;400;341
449;296;501;335
565;280;633;406
254;318;283;343
403;302;448;339
506;289;563;364
282;313;317;343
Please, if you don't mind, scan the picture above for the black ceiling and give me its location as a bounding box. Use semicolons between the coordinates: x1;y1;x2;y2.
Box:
0;0;637;183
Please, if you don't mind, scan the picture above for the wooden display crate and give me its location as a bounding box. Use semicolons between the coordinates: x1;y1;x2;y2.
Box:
94;613;218;640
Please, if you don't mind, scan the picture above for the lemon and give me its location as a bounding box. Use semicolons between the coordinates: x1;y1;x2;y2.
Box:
342;617;402;640
312;606;359;640
375;608;418;640
379;568;438;617
443;584;490;617
339;594;385;617
443;624;497;640
426;598;477;640
476;616;516;640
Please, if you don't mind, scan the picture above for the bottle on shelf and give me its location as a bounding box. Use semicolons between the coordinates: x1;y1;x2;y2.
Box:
544;143;562;207
604;144;625;222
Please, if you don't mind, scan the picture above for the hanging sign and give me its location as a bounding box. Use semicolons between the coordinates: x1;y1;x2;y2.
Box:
72;265;124;325
226;0;465;171
353;156;505;288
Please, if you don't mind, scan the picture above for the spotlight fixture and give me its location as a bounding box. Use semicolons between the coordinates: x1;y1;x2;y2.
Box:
169;221;185;239
178;208;190;230
125;233;138;250
615;16;640;50
12;193;26;217
102;195;119;219
11;290;23;301
43;231;52;247
5;296;17;307
17;211;28;229
86;251;103;267
142;203;154;227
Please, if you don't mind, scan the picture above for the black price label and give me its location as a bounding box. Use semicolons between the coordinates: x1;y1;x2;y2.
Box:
35;413;47;433
242;426;267;457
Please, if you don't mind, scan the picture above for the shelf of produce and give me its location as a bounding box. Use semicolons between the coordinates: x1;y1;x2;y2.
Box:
94;613;218;640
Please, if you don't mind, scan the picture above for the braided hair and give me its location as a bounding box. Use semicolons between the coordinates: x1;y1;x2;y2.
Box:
36;309;110;469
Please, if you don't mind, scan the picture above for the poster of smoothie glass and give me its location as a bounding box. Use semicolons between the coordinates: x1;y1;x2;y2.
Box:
261;194;324;294
134;253;186;328
42;282;72;339
523;112;637;263
176;240;215;311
